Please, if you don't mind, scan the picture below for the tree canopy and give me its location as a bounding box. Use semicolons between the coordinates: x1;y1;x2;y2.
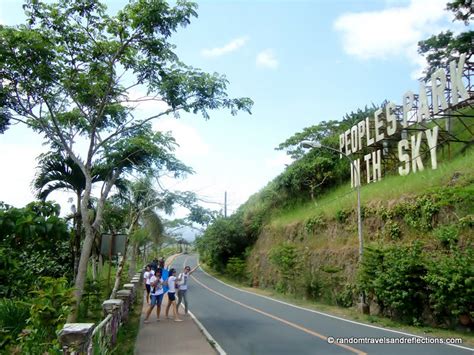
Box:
0;0;253;319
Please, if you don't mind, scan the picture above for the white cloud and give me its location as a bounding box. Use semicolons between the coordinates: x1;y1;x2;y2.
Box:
334;0;450;70
265;151;294;169
126;87;170;116
256;49;279;69
152;118;210;159
201;37;248;58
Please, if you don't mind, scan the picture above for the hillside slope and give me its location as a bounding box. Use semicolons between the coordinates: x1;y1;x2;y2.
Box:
246;147;473;326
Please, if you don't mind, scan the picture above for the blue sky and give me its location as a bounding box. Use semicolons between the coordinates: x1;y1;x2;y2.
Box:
0;0;463;229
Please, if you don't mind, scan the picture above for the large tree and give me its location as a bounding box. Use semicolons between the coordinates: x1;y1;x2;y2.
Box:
0;0;252;320
417;1;473;78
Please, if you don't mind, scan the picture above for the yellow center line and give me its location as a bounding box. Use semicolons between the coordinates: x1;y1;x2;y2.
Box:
186;261;366;355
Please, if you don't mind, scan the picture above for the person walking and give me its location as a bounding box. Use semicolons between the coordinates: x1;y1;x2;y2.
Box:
177;264;199;315
164;268;182;322
143;269;164;323
143;265;153;304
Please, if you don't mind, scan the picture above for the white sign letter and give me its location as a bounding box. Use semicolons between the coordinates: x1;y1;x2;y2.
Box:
450;53;469;105
374;109;384;143
357;120;366;152
431;68;448;114
339;133;345;159
366;117;375;147
372;149;382;182
364;153;371;184
411;132;424;173
351;159;361;188
425;126;439;170
403;91;415;128
386;102;397;136
351;125;358;153
344;129;351;155
417;83;430;123
398;139;410;176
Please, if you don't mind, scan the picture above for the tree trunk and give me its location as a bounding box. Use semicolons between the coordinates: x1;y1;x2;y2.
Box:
109;216;138;299
73;193;82;281
68;174;94;322
128;242;138;279
91;255;97;281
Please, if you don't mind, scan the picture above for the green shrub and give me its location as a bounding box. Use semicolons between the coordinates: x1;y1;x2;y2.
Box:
270;243;299;272
0;299;30;351
335;209;348;223
225;257;248;282
424;248;474;323
305;214;326;233
19;277;74;354
433;225;459;248
335;283;357;308
384;221;401;240
358;242;427;324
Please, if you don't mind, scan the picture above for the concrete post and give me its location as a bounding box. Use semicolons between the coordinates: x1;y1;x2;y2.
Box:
58;323;95;354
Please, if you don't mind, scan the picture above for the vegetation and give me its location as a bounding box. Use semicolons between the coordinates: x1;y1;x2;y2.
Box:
0;0;252;320
197;0;473;332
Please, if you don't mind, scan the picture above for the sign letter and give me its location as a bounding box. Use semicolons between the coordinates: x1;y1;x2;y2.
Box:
425;126;439;170
398;139;410;176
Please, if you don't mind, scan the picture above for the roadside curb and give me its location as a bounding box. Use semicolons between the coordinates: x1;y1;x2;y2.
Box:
176;254;227;355
185;308;226;355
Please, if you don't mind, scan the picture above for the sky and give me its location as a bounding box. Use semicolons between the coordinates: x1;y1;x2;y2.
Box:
0;0;465;238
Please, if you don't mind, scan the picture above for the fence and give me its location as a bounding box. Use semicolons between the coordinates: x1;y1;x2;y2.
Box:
58;271;142;354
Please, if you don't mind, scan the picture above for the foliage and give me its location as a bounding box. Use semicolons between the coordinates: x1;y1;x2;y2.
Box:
0;201;72;298
196;214;253;272
19;277;74;354
270;243;299;271
0;299;30;351
446;0;474;24
335;283;357;308
424;248;474;323
433;225;459;248
225;257;248;282
384;220;401;240
305;214;326;233
417;1;473;78
0;0;252;316
417;30;474;78
358;242;428;324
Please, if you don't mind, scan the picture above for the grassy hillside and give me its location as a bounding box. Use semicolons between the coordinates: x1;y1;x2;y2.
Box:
198;110;474;329
271;146;474;228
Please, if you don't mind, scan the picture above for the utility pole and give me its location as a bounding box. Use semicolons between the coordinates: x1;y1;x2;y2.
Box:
224;191;227;218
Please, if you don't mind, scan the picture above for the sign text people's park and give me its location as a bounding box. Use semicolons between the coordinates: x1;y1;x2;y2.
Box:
338;54;473;188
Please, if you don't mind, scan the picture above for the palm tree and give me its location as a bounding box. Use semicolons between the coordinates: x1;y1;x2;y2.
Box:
107;176;167;297
32;151;126;278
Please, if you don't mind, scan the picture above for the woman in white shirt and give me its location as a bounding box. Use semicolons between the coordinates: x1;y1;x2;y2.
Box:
143;269;164;323
143;265;152;304
164;268;182;322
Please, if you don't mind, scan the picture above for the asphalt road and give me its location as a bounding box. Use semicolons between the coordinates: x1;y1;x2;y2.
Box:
170;254;473;355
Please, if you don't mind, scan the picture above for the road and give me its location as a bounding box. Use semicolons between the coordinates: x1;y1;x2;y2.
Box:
170;254;473;355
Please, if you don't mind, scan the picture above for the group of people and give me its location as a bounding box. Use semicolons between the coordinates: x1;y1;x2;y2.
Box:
143;255;199;323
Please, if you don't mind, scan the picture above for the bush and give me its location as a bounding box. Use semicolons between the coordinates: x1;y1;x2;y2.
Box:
0;299;30;351
433;225;459;248
384;221;401;240
19;277;74;354
225;257;248;282
358;242;427;324
335;209;348;223
269;243;300;293
424;248;474;324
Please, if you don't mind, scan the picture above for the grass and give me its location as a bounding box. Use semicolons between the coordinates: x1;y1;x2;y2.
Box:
271;146;474;227
201;264;474;348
